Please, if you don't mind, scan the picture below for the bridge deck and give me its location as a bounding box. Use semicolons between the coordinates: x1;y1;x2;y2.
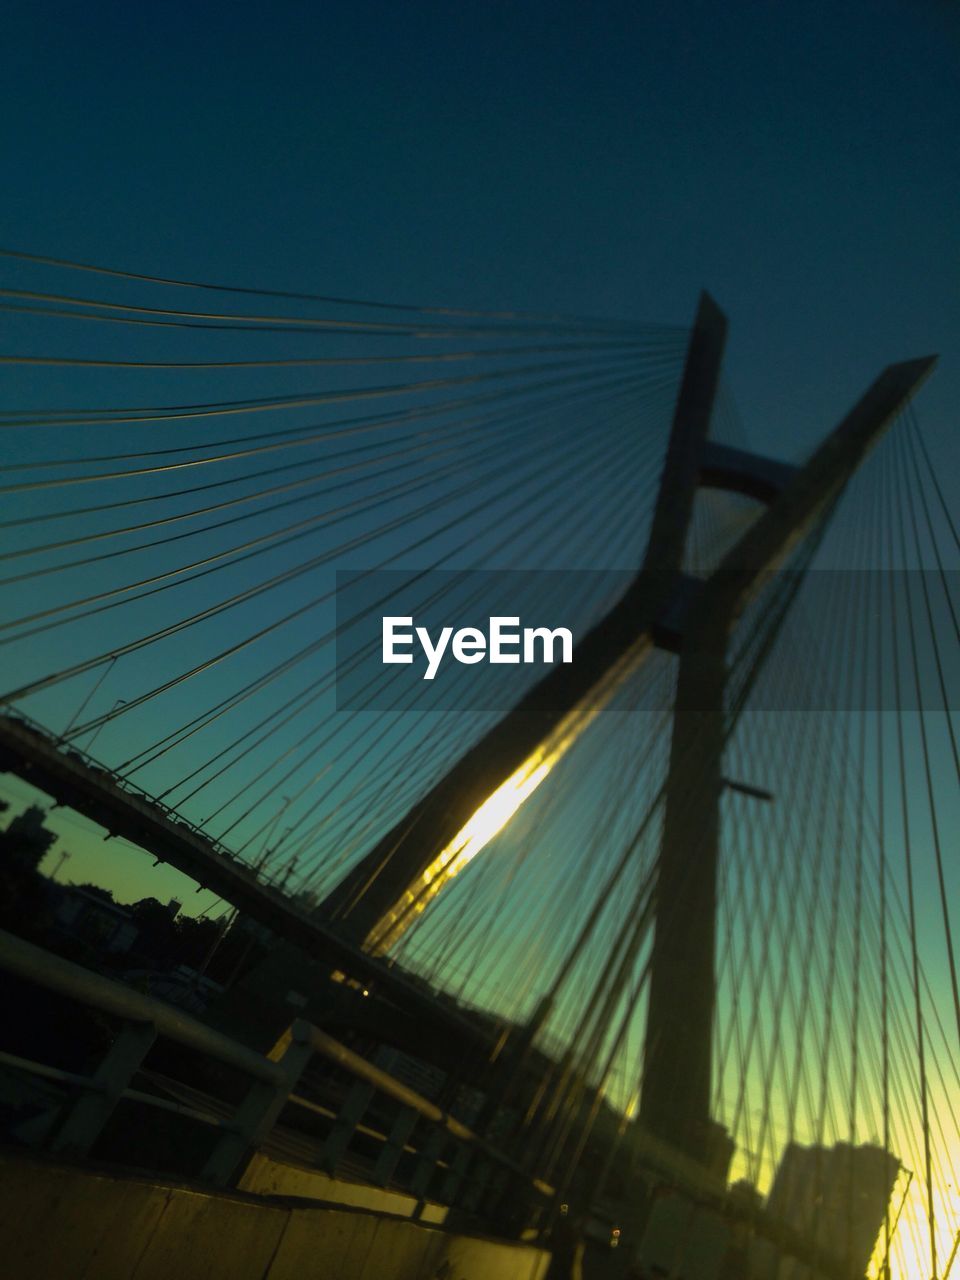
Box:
0;713;487;1048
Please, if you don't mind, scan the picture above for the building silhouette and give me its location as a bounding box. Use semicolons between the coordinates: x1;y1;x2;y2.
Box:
767;1140;900;1273
0;805;57;871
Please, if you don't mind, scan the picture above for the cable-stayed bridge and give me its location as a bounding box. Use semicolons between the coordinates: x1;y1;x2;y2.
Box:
0;250;956;1280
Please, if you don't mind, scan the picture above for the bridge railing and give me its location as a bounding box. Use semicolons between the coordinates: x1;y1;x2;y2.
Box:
0;927;551;1223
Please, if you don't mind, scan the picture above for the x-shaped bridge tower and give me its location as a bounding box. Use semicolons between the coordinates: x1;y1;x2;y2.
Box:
319;294;935;1165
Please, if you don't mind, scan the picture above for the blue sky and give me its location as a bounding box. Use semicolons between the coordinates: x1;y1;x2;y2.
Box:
2;0;956;454
1;0;955;918
1;8;957;1249
1;0;956;945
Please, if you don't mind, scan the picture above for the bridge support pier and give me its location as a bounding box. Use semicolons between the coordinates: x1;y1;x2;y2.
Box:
639;613;727;1164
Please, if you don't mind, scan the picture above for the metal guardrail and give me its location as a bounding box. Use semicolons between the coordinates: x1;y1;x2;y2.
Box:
0;927;551;1216
296;1022;554;1199
0;929;892;1275
0;928;281;1084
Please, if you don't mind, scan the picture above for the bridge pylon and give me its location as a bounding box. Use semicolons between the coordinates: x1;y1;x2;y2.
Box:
640;352;936;1163
314;292;935;1169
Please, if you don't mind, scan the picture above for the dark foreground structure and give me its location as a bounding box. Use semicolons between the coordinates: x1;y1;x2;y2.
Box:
0;284;945;1279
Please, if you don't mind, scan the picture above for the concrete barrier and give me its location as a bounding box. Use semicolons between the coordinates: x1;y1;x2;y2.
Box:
0;1151;550;1280
238;1151;449;1224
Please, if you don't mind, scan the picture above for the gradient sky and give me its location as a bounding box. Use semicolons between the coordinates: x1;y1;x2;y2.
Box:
2;0;957;455
1;7;957;1265
1;3;955;912
1;0;956;894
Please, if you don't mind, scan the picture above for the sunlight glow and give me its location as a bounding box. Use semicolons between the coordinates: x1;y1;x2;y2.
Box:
363;634;652;954
867;1160;960;1280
